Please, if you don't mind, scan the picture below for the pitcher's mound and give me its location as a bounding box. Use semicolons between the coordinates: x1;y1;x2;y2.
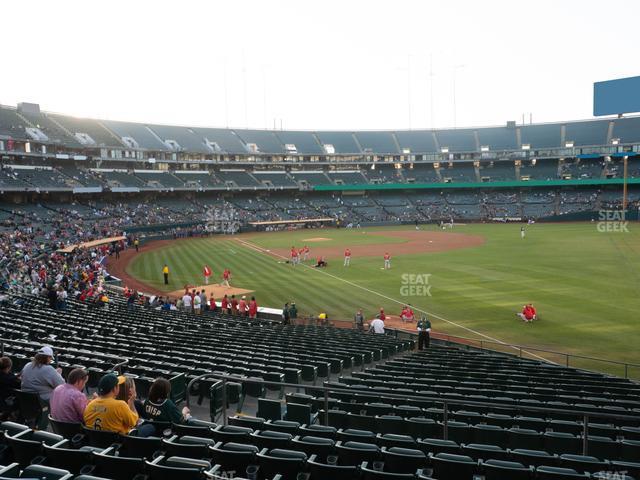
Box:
168;284;254;299
303;237;332;242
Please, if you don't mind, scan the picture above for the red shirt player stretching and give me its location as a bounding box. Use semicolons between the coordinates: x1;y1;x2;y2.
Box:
384;252;391;269
344;248;351;267
203;265;212;284
290;246;299;266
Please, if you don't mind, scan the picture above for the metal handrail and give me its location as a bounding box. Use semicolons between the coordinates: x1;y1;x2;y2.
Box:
185;372;640;456
386;328;640;379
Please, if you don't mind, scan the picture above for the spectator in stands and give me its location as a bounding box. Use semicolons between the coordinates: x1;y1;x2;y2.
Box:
354;309;364;331
21;346;64;428
181;291;192;311
84;373;138;435
248;296;258;319
289;302;298;321
209;293;217;312
369;315;386;334
282;303;290;325
127;291;137;311
193;292;202;315
221;294;229;314
230;295;238;315
416;316;431;349
0;357;20;420
238;296;247;317
143;377;192;424
50;368;89;424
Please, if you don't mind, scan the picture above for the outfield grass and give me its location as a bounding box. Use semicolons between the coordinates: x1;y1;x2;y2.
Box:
127;223;640;376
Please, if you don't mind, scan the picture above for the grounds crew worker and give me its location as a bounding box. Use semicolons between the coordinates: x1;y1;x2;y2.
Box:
162;264;169;285
417;315;431;350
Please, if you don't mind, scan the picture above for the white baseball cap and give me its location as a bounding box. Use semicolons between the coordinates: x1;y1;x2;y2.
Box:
37;346;54;357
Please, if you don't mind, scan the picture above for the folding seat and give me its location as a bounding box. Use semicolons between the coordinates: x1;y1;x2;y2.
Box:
91;447;146;480
145;455;211;480
535;465;590;479
5;429;64;467
510;448;558;468
452;410;483;426
119;434;163;459
406;417;439;439
228;415;265;431
443;421;472;444
620;439;640;462
516;416;548;432
42;440;103;474
586;423;618;439
81;426;120;449
209;441;259;475
610;460;640;479
263;420;301;435
507;427;544;450
430;452;478;480
395;405;423;418
471;424;507;448
360;461;416;479
337;428;376;443
381;446;427;473
290;435;335;461
249;430;293;450
307;453;358;480
48;416;83;440
319;409;348;429
375;415;408;435
543;431;582;455
335;441;380;466
550;420;584;436
257;398;283;422
621;426;640;440
480;459;533;480
366;403;394;416
587;435;618;460
0;421;30;437
256;448;307;480
171;421;216;439
210;425;253;444
285;393;314;409
461;443;510;462
19;464;74;480
13;390;45;428
416;438;460;456
283;367;302;387
298;424;337;440
263;372;285;399
285;403;316;425
558;454;608;473
376;433;416;449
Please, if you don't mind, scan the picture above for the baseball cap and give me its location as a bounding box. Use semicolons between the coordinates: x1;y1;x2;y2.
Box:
98;374;126;395
37;346;54;357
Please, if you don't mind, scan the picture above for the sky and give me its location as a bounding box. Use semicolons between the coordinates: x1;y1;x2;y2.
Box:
1;0;638;131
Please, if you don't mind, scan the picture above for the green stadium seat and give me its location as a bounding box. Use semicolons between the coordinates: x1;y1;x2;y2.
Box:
430;452;478;480
481;459;533;480
535;465;591;479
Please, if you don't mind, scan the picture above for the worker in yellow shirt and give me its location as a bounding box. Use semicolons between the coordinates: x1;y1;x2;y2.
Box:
162;264;169;285
84;374;138;435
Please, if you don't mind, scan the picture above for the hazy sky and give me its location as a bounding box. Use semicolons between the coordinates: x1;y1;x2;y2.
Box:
1;0;638;130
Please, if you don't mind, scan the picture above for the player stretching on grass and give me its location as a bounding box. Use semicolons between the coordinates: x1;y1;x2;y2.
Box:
384;252;391;269
344;248;351;267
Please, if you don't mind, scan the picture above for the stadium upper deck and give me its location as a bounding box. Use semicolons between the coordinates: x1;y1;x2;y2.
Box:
2;103;640;159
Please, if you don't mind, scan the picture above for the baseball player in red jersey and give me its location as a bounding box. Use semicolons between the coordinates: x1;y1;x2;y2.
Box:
203;265;212;284
384;252;391;269
222;268;231;287
344;248;351;267
303;245;310;262
290;246;299;266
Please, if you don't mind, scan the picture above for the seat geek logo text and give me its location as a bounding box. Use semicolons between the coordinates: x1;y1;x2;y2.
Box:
400;273;432;297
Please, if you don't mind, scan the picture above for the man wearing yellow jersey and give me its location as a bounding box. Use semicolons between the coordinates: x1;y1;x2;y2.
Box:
84;374;138;435
162;264;169;285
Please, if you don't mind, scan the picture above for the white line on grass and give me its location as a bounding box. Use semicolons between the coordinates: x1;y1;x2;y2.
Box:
235;238;553;364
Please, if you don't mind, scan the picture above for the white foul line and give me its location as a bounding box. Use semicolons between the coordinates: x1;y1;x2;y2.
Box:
235;238;554;364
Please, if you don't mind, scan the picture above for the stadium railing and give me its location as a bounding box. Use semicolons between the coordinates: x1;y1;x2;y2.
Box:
382;328;640;380
185;372;640;457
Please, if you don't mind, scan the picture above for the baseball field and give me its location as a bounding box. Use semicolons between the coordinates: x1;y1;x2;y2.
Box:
115;222;640;377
